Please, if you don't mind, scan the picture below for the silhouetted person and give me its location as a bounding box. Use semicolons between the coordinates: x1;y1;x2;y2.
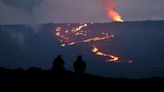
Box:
52;55;65;74
74;55;86;75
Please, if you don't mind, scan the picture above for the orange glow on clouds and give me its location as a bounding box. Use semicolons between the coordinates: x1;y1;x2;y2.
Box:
107;9;124;22
101;0;124;22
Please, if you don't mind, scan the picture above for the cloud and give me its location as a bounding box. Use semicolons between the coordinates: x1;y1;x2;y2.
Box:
0;0;45;33
34;0;106;23
1;0;44;12
0;1;33;24
0;0;45;24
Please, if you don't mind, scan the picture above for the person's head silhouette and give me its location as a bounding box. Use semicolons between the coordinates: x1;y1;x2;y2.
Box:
52;55;65;73
57;55;62;58
77;55;82;60
73;55;86;75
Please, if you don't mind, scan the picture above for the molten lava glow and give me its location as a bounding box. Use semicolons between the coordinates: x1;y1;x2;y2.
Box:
101;0;124;22
82;35;113;43
92;46;119;62
55;23;119;63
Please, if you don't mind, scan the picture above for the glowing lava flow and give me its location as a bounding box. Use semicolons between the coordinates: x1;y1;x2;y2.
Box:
55;23;119;63
82;34;114;43
92;46;119;62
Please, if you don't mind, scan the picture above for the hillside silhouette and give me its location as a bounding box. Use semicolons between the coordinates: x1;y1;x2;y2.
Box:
0;55;163;82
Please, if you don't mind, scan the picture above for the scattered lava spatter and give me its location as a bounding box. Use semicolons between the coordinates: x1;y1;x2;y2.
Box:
55;23;119;63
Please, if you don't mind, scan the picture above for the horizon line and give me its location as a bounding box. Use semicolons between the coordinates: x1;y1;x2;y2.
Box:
0;20;164;25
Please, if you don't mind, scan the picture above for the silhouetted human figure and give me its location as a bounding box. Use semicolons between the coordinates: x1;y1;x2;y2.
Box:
74;55;86;75
52;55;65;74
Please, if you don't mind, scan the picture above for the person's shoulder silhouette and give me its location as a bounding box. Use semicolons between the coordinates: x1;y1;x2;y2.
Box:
52;55;65;73
73;55;87;75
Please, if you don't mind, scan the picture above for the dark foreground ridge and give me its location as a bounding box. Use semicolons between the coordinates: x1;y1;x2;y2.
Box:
0;55;163;82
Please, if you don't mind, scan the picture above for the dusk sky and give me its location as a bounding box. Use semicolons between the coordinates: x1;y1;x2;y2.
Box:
0;0;164;24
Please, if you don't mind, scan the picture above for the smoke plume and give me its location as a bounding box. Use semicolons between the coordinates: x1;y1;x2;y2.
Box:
100;0;124;22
